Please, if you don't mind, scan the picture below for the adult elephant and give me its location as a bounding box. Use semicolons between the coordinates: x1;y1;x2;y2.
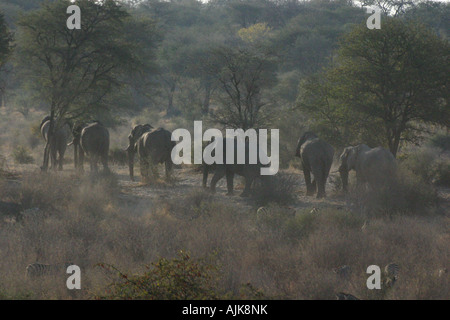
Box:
125;124;174;181
40;116;71;171
295;132;334;198
204;137;264;197
69;121;110;173
338;144;396;192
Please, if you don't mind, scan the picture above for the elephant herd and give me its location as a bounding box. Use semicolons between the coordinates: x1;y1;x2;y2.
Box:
39;116;397;198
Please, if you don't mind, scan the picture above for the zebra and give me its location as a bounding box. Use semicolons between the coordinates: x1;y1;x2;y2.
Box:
26;262;74;278
384;262;399;287
336;292;360;300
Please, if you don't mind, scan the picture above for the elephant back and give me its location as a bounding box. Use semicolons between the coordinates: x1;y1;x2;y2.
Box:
301;138;334;160
80;122;110;155
139;128;174;163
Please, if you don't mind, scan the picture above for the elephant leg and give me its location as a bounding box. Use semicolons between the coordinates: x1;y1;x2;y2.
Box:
165;160;172;180
78;149;85;173
58;150;64;171
316;179;326;199
240;176;254;197
101;153;109;172
140;157;149;181
313;169;325;199
303;168;315;196
91;155;99;173
225;170;234;195
50;146;57;171
202;165;209;188
150;161;158;178
210;166;226;193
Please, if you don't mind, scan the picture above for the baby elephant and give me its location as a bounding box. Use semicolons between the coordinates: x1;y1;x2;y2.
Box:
295;132;334;198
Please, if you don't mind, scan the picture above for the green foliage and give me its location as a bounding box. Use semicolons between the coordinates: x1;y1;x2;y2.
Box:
298;18;449;154
429;133;450;153
0;11;13;67
97;251;224;300
401;146;450;187
12;145;33;164
16;0;158;121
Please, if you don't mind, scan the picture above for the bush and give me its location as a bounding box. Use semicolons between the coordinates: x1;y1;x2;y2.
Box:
12;146;34;164
251;172;298;206
96;251;224;300
348;167;438;217
429;133;450;152
432;159;450;187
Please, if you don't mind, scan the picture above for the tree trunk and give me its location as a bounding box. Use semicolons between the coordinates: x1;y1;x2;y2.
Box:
41;109;55;172
202;82;212;115
166;82;176;117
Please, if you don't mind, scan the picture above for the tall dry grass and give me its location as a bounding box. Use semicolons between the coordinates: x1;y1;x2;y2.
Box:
0;173;448;299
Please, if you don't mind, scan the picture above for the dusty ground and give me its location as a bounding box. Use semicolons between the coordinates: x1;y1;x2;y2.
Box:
3;160;352;216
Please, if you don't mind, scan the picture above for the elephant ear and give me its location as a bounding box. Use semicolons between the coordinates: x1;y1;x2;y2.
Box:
346;147;359;170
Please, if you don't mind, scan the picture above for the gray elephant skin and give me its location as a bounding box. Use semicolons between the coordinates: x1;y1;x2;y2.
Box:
338;144;396;192
126;124;175;181
40;116;71;171
295;132;334;198
203;137;265;197
69;121;110;173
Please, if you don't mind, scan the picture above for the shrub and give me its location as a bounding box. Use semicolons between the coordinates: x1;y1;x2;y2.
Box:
251;172;298;206
12;146;34;164
432;159;450;187
429;133;450;152
348;167;438;217
401;146;450;186
96;251;224;300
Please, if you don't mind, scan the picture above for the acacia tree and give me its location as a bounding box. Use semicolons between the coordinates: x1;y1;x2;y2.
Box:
206;44;276;130
16;0;157;170
298;18;449;156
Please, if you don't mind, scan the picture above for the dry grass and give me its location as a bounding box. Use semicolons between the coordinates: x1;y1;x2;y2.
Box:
0;109;448;300
0;172;448;299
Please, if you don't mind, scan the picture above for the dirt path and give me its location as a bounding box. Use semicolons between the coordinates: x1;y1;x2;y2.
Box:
115;164;348;214
7;162;448;216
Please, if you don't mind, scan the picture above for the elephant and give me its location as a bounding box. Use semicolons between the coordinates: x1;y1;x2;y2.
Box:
203;137;265;197
40;116;71;171
125;124;175;181
295;132;334;198
338;144;396;192
69;121;110;173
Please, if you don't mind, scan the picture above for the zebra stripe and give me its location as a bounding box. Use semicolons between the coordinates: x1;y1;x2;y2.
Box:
385;263;399;279
26;262;73;278
384;263;399;287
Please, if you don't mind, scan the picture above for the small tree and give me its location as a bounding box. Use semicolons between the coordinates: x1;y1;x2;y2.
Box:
206;45;276;130
298;18;449;156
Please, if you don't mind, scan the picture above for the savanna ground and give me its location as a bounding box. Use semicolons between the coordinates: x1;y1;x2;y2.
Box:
0;108;449;300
